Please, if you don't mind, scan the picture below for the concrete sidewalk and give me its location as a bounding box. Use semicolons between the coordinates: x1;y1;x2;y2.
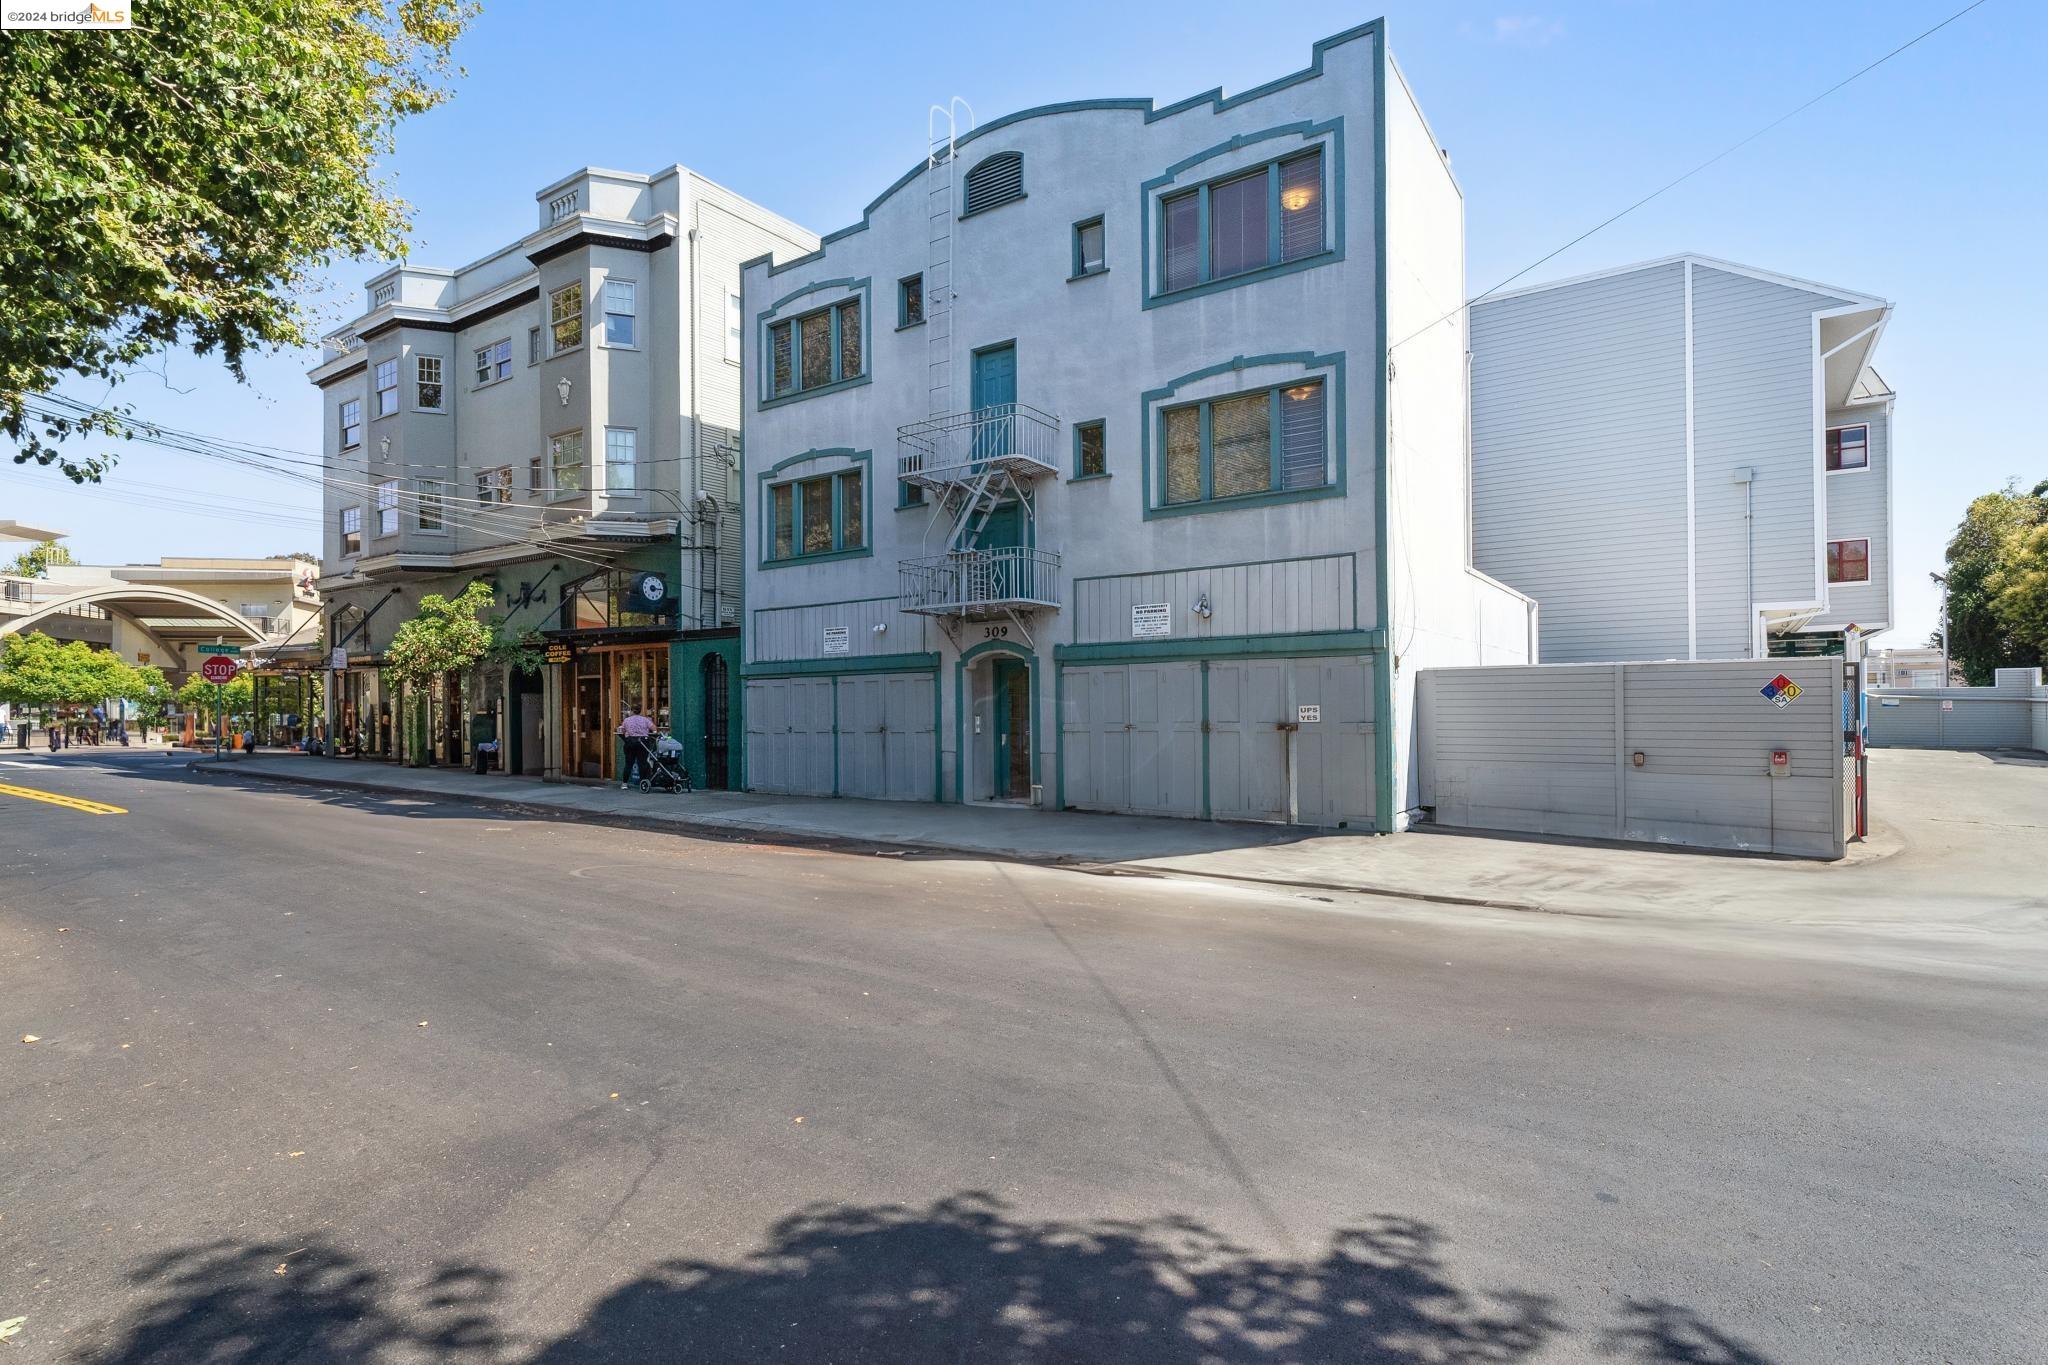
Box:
189;749;2048;946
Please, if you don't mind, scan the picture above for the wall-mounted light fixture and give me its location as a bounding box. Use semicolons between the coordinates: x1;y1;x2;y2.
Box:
1191;593;1212;619
557;376;572;406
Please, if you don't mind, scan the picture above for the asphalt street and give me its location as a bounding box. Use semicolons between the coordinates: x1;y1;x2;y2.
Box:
2;750;2043;1363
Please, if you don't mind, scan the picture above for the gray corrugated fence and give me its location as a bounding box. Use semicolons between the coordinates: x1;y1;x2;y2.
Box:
1419;658;1846;858
1866;671;2047;752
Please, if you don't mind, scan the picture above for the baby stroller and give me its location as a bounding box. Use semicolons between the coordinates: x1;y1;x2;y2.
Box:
637;734;692;793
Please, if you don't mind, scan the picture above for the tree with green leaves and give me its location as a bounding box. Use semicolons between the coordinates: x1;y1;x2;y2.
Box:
1;540;75;577
3;0;478;482
177;671;254;730
1936;481;2047;685
384;581;494;687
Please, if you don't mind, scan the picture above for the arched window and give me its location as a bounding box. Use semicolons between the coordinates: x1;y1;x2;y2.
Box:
962;151;1024;217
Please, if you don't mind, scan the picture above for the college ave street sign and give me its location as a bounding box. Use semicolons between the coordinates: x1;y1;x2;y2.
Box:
196;643;243;655
199;656;239;685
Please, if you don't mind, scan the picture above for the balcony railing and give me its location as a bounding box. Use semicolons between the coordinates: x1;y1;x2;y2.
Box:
899;547;1061;619
898;403;1061;488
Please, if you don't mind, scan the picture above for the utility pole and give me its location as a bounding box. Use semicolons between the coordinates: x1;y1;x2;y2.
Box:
1932;572;1951;685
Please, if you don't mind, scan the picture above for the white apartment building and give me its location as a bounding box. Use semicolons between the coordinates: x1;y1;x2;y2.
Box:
1469;254;1895;663
306;166;814;781
737;22;1533;831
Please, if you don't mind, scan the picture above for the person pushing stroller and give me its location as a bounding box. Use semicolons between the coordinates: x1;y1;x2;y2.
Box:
616;707;657;790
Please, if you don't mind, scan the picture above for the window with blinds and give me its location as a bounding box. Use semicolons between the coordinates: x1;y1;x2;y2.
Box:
1210;393;1270;499
1162;407;1201;504
962;152;1024;216
1156;378;1328;509
1159;144;1327;296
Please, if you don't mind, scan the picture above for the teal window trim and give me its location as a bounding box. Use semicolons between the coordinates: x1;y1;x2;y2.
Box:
1141;120;1344;310
897;273;925;329
1072;418;1107;479
755;277;872;409
896;477;927;510
1070;215;1107;281
959;150;1026;219
755;448;875;569
1140;353;1343;520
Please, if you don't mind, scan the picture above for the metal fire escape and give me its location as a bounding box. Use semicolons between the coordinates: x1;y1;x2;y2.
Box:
896;99;1061;648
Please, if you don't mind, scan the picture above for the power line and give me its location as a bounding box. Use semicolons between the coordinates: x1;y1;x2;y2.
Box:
1393;0;1993;352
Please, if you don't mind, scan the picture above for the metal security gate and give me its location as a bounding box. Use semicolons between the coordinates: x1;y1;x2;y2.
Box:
1419;659;1846;858
702;654;730;789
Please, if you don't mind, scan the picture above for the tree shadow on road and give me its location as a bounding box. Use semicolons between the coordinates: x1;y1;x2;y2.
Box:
80;1194;1574;1364
1600;1298;1777;1365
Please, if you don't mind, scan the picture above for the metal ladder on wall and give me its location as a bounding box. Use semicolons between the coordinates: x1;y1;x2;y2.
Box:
924;99;971;427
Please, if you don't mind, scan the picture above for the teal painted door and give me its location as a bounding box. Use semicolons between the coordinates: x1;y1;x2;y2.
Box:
971;344;1016;462
991;658;1031;799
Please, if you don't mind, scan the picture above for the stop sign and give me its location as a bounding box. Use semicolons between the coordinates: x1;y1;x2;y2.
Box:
199;656;239;685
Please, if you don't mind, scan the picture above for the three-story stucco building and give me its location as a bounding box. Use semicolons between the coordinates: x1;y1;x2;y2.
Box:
737;22;1533;831
1469;254;1895;664
309;166;814;781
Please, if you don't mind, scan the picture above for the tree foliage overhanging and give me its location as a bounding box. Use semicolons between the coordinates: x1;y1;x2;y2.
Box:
1;0;477;481
1937;480;2048;685
383;580;494;686
2;539;75;577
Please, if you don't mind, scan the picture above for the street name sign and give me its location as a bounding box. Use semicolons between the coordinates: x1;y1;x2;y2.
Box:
196;643;242;656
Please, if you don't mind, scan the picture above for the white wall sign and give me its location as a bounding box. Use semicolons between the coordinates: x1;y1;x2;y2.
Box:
330;647;348;670
1297;704;1321;724
1131;603;1171;639
1941;699;1954;711
822;626;850;655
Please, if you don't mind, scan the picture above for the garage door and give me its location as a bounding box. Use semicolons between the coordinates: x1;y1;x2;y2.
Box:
1060;662;1203;817
835;672;937;801
1209;657;1375;827
744;678;834;796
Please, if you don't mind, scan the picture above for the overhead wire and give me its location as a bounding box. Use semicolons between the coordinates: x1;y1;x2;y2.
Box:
1390;0;1994;354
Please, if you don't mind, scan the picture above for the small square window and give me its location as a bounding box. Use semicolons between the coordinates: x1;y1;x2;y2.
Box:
1827;538;1870;584
1073;218;1106;278
1827;425;1869;472
1075;420;1106;477
899;274;924;327
474;339;512;385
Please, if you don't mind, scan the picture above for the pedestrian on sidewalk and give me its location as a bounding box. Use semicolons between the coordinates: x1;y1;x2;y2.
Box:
616;708;656;790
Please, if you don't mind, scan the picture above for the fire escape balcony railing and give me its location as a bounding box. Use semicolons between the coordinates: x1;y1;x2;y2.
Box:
897;403;1062;488
899;547;1061;619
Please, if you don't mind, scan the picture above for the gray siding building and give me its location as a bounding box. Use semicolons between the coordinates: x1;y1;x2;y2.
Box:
737;21;1533;831
1470;255;1895;663
309;166;814;782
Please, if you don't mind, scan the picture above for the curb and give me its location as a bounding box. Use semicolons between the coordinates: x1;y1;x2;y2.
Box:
188;758;1569;918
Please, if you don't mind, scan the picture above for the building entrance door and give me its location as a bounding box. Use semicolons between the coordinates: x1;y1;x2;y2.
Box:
991;658;1031;800
971;343;1016;462
572;670;604;779
702;653;730;789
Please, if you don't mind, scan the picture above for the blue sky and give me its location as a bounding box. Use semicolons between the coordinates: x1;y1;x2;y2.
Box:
5;0;2040;646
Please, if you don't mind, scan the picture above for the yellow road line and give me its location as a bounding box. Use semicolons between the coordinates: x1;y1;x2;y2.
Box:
0;783;127;815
